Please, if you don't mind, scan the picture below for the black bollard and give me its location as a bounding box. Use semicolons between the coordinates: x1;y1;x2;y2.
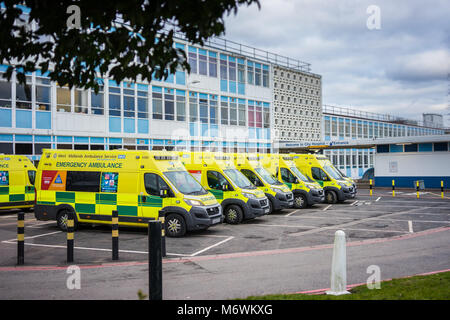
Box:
67;211;74;263
148;221;162;300
112;210;119;261
17;212;25;265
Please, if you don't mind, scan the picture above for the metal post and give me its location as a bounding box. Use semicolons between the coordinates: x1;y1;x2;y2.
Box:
148;221;162;300
416;181;420;199
112;210;119;261
17;212;25;265
158;211;166;258
369;179;373;196
67;212;74;263
392;180;395;197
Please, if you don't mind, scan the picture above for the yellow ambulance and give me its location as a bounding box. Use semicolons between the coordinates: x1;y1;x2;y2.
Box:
233;153;293;213
34;149;223;237
0;155;36;211
292;154;356;204
179;152;270;224
260;153;324;209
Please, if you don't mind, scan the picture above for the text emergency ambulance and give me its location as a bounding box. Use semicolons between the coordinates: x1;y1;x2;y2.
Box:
34;149;222;237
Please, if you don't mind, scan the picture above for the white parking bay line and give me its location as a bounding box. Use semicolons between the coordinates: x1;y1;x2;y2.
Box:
189;236;234;257
350;200;359;206
323;205;332;211
2;230;62;243
376;197;381;202
408;221;414;233
285;209;301;217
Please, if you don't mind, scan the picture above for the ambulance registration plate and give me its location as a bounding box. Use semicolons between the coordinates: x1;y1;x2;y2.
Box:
212;218;221;224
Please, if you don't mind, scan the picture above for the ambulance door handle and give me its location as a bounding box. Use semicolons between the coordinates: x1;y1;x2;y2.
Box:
142;196;147;203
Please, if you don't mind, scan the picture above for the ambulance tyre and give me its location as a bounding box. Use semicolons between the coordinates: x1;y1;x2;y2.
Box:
293;193;307;209
165;213;186;237
325;190;338;204
224;204;243;224
56;208;78;232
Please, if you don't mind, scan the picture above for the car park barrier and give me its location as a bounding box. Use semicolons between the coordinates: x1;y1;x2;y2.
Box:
17;212;25;265
148;220;163;300
112;210;119;261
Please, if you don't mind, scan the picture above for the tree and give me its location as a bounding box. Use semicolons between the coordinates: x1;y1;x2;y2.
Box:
0;0;259;92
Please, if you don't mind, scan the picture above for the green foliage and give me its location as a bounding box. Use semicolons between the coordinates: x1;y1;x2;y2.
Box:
0;0;260;92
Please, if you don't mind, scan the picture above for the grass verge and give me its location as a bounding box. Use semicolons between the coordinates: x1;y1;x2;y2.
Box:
244;271;450;300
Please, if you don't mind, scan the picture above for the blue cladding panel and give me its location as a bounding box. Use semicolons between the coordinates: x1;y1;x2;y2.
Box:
15;135;32;142
16;110;32;128
74;136;89;143
375;176;450;189
109;117;121;132
109;138;122;144
175;71;185;85
57;136;72;143
35;135;51;143
35;111;51;129
220;80;228;92
201;124;209;137
229;81;236;94
124;118;135;133
138;119;149;134
0;109;12;127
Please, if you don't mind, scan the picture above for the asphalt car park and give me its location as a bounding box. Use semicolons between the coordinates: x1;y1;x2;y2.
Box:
0;188;449;267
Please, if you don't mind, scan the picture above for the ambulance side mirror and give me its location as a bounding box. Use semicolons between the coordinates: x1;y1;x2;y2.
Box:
160;188;169;198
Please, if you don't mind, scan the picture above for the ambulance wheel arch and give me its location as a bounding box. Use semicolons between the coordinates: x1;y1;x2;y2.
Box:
56;204;78;231
160;206;190;237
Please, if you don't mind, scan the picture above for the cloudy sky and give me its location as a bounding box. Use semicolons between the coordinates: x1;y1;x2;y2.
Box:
223;0;450;125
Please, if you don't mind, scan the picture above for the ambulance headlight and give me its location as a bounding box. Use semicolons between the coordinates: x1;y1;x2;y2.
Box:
243;192;257;199
184;199;204;206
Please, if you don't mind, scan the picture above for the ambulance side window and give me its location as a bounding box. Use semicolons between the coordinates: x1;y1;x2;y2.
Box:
312;167;328;181
241;169;263;187
207;171;228;190
144;173;173;197
280;168;295;184
144;173;159;196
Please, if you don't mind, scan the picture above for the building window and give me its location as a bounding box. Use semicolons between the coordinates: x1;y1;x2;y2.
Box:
208;53;217;78
137;84;148;119
198;50;207;76
91;85;104;115
262;66;269;87
176;91;186;121
247;62;254;85
57;84;72;113
164;88;174;120
35;75;51;111
210;96;218;125
189;93;198;122
15;75;32;109
199;95;208;124
0;75;12;108
221;98;228;125
74;88;88;114
152;88;163;120
188;48;197;74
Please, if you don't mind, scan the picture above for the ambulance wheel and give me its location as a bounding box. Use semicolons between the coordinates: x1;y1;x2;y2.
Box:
268;199;274;214
325;190;338;204
293;194;307;209
166;213;186;237
224;205;243;224
56;209;78;231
